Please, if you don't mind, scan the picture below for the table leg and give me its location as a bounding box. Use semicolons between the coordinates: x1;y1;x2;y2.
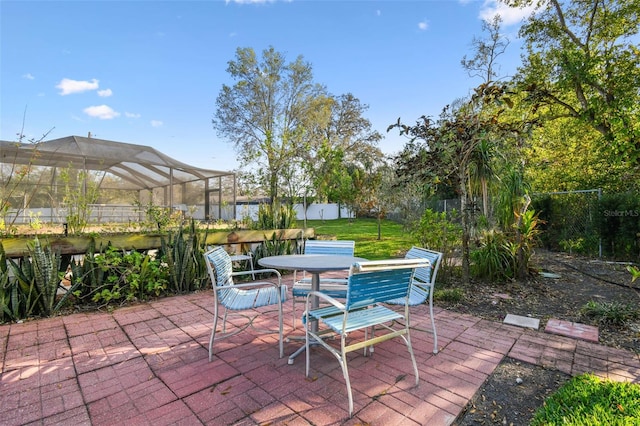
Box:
288;272;321;364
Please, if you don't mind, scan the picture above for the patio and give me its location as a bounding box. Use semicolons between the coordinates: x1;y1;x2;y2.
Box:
1;287;639;425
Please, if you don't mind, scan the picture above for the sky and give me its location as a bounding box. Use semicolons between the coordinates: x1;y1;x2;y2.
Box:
1;0;533;172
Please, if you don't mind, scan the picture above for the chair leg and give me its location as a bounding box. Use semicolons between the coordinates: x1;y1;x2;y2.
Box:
429;300;438;354
248;255;256;280
339;340;355;416
403;306;420;384
209;312;220;362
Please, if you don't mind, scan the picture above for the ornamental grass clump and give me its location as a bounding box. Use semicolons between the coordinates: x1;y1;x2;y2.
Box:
580;300;640;326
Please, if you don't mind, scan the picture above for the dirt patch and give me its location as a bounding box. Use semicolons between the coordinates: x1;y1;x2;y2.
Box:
440;249;640;353
442;249;640;425
455;357;570;426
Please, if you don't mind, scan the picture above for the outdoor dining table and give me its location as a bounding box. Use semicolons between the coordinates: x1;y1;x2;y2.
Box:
258;254;367;364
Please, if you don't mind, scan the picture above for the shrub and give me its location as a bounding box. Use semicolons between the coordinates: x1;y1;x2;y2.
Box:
409;208;462;281
433;288;464;303
471;229;514;281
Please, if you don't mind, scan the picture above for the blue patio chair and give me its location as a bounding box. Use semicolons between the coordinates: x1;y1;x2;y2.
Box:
386;246;442;354
291;240;355;328
204;246;287;360
304;258;430;417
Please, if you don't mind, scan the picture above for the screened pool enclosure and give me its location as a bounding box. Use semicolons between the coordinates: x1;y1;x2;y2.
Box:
0;135;237;225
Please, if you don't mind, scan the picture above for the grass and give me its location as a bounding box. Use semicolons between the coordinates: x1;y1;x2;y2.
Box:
531;373;640;425
303;218;417;260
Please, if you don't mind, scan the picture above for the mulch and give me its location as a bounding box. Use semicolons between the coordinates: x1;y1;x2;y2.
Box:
444;249;640;425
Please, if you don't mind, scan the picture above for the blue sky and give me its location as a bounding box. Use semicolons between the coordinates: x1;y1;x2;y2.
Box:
1;0;532;172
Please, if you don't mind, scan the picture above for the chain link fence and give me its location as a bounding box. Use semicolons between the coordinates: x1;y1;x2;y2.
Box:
389;188;640;261
531;189;602;257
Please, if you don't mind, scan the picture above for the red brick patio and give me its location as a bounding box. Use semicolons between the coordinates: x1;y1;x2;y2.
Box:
1;289;638;425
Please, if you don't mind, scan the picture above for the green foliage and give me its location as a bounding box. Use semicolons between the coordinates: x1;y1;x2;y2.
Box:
531;373;640;425
7;237;66;318
433;288;464;303
411;209;461;252
495;166;530;230
471;208;542;281
87;246;169;305
409;208;462;280
471;229;514;281
160;220;208;293
213;46;328;203
254;231;295;260
254;203;297;230
511;0;640;166
512;208;543;277
0;243;20;322
580;301;640;327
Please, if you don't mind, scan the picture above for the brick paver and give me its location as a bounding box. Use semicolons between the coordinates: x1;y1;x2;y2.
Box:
0;291;638;425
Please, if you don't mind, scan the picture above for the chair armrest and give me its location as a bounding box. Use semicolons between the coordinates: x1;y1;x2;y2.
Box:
306;290;346;311
231;268;281;280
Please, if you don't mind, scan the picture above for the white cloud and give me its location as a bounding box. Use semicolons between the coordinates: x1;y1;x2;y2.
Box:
418;20;428;31
125;112;141;118
151;120;163;127
22;73;35;80
83;105;120;120
56;78;99;95
479;0;537;26
97;88;113;97
376;10;381;17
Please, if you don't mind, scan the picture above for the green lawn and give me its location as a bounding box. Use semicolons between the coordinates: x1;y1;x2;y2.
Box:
302;218;417;260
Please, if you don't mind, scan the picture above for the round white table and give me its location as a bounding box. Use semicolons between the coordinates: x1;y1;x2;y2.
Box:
258;254;367;363
258;254;367;293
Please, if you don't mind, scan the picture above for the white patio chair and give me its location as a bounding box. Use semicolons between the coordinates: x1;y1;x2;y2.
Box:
204;246;287;360
229;250;255;279
291;240;355;328
304;258;430;417
386;246;442;354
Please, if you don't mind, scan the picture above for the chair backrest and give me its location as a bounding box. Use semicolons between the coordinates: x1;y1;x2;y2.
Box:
346;259;431;310
405;246;442;289
303;240;355;256
204;246;234;288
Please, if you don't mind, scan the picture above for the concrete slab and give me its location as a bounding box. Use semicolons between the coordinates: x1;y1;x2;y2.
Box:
503;314;540;330
545;318;599;342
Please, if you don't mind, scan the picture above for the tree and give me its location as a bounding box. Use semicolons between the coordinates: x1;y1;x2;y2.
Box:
390;83;525;283
301;93;384;206
461;15;510;84
461;15;510;218
212;46;330;204
504;0;640;165
524;117;633;193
